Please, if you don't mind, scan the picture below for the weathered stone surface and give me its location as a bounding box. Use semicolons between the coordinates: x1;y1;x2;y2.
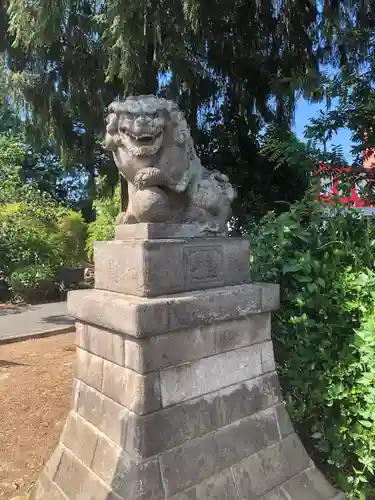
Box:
126;389;222;459
214;406;280;470
91;434;122;484
53;448;111;500
125;373;281;459
102;359;161;414
160;343;263;407
261;283;281;312
219;373;281;427
280;468;337;500
261;341;276;373
260;487;289;500
214;313;270;353
125;313;271;374
76;381;129;446
75;348;103;392
275;403;294;438
43;444;64;480
168;469;239;500
104;95;235;234
159;407;280;496
76;323;125;366
94;238;250;297
115;223;211;240
71;378;80;411
111;452;165;500
61;411;98;467
231;434;312;499
68;283;279;338
28;472;68;500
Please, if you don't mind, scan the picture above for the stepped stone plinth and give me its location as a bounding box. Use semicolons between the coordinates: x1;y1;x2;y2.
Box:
28;223;343;500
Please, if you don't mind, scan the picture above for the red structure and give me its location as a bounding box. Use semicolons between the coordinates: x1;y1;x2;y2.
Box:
313;163;375;209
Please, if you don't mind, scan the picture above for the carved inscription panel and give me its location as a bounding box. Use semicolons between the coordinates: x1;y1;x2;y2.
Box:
183;246;224;285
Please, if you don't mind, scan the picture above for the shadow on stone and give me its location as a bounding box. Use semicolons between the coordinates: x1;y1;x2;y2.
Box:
41;314;74;326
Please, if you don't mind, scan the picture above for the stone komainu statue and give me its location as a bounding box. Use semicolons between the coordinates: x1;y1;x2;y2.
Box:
104;95;236;235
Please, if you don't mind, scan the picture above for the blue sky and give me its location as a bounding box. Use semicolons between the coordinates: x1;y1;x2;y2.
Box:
293;98;353;162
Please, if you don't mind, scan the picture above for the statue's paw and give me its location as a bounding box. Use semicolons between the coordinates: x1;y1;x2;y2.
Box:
134;167;168;190
116;211;137;224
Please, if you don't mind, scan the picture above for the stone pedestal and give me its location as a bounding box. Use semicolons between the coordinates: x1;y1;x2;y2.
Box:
29;224;343;500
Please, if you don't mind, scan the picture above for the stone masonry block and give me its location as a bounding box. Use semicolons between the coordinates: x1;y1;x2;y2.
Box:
111;452;165;500
76;381;129;446
68;283;279;338
125;372;281;460
102;359;161;415
53;447;111;500
94;237;251;296
260;487;289;500
160;343;263;407
231;433;312;499
91;434;122;484
160;433;217;497
28;472;68;500
275;403;294;439
214;406;280;470
42;444;63;481
75;348;103;392
76;322;125;366
280;468;337;500
219;372;281;427
71;378;80;411
261;341;276;373
159;407;280;497
61;411;98;467
125;313;271;374
125;389;223;459
168;469;239;500
261;283;281;312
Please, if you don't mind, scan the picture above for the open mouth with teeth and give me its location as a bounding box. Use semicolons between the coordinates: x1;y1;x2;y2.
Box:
121;129;163;146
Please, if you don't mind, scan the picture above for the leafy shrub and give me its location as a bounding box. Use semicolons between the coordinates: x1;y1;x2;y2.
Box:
56;209;87;265
0;189;87;301
10;264;58;303
86;186;120;260
251;196;375;498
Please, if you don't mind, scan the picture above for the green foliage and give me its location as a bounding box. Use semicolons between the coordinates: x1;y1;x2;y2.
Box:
199;117;311;228
57;210;87;265
85;186;120;260
0;100;88;302
0;188;87;300
9;263;58;303
251;197;375;498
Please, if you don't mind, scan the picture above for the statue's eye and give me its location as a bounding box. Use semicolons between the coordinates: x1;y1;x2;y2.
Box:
151;112;159;119
119;126;126;133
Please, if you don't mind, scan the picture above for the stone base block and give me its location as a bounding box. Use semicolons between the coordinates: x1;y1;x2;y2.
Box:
94;237;251;297
115;223;211;240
